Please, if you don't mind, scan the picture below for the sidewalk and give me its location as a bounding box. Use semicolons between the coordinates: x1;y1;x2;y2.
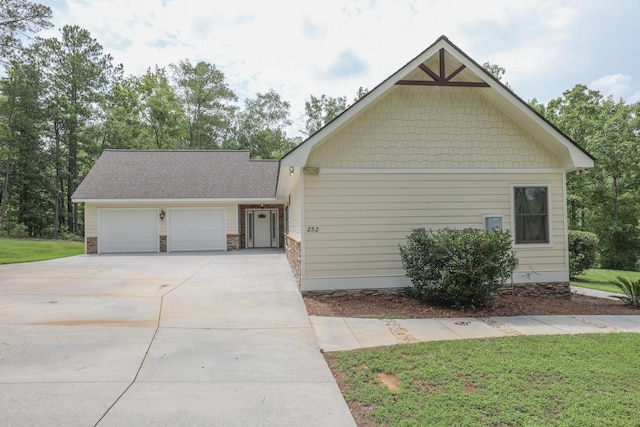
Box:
311;287;640;352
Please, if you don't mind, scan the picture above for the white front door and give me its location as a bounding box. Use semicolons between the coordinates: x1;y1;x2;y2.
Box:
254;211;271;247
246;209;278;248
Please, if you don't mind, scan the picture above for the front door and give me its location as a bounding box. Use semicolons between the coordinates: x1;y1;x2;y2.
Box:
246;209;279;248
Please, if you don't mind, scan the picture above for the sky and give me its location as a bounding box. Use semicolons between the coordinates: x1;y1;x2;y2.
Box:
41;0;640;137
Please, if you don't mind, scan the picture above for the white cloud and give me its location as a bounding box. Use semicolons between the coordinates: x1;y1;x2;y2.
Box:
41;0;639;136
589;74;638;102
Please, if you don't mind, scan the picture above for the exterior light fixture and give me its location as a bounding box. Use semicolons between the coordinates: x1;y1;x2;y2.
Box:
260;204;265;209
289;166;294;176
159;209;166;220
303;167;319;174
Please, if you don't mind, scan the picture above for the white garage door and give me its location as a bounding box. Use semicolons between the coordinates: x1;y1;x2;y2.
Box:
98;209;159;253
168;208;226;252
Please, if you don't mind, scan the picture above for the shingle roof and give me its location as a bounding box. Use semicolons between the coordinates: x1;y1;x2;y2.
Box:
72;150;279;200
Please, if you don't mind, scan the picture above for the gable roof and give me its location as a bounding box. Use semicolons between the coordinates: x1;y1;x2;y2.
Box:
280;35;594;171
72;150;279;201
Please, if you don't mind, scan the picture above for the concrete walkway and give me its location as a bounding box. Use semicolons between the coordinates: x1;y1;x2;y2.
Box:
0;252;356;427
311;287;639;352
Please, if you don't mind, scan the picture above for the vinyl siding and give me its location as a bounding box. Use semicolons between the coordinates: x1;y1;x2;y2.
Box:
307;86;561;169
84;202;238;237
303;172;566;280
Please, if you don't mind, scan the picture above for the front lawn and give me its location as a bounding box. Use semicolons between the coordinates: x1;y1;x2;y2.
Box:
572;268;640;294
326;333;640;426
0;238;85;264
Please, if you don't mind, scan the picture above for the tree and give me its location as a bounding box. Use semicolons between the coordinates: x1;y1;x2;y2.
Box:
100;76;146;149
544;85;603;229
234;89;296;158
171;60;236;149
0;0;52;64
41;25;121;234
302;88;370;136
586;99;640;269
303;94;347;136
354;86;369;102
541;84;640;270
137;66;186;149
483;61;511;89
0;59;49;236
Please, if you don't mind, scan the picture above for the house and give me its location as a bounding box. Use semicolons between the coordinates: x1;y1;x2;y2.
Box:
72;35;594;298
71;150;283;253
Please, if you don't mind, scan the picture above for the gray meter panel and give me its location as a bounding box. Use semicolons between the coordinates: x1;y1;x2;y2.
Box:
484;215;503;233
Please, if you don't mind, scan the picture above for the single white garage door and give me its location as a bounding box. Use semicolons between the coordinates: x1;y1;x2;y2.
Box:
168;208;226;252
98;209;159;253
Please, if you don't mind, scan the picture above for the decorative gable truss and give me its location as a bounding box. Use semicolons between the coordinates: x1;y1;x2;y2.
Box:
397;48;490;88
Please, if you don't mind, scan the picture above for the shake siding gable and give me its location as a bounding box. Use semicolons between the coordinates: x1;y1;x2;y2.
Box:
307;86;560;169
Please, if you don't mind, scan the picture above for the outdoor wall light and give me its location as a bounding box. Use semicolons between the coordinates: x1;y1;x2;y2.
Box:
289;166;294;175
260;204;265;209
159;209;166;220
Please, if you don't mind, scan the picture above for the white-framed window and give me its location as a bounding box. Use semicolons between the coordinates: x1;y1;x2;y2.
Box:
512;185;550;245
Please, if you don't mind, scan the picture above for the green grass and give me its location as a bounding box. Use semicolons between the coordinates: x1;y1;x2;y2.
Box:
0;237;85;264
571;268;640;294
326;334;640;426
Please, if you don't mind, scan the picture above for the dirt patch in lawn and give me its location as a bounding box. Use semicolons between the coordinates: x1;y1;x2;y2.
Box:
376;372;401;392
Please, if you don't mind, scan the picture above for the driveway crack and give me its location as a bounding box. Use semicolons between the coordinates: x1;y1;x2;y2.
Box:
92;264;206;426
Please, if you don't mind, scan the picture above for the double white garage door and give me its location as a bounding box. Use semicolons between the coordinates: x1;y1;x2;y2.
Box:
98;208;226;253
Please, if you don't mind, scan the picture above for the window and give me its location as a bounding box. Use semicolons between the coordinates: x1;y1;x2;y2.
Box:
514;186;549;244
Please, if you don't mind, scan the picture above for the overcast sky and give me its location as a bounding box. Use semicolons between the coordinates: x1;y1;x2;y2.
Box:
41;0;640;136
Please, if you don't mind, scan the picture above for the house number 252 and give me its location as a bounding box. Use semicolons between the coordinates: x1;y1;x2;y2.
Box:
306;226;319;232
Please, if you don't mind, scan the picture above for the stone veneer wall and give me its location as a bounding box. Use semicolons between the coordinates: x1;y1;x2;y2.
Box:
86;237;97;254
303;282;571;298
227;234;240;250
285;235;301;285
86;234;241;253
499;282;571;299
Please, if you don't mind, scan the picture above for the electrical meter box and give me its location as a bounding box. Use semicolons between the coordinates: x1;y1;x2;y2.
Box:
484;215;503;233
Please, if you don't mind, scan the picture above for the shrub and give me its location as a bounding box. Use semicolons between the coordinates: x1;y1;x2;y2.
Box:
593;220;640;271
8;223;29;238
399;228;518;309
609;276;640;307
568;230;599;278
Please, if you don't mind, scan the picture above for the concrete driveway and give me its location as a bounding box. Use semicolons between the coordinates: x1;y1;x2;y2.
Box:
0;251;355;426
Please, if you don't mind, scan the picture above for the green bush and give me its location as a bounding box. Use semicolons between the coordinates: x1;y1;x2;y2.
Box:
399;228;518;309
609;276;640;307
593;219;640;271
8;223;29;238
568;230;599;278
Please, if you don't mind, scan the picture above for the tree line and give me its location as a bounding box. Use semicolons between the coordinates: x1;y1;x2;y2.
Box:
2;2;639;271
0;1;353;238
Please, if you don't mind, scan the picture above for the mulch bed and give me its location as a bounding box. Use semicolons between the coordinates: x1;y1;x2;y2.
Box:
304;293;640;319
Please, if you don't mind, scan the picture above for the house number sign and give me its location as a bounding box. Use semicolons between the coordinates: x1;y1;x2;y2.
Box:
306;226;319;232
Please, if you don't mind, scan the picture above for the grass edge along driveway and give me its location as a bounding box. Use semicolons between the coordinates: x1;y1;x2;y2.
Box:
0;238;84;264
326;333;640;426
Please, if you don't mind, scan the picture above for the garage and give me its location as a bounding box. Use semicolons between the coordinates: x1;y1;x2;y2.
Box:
168;208;226;252
98;208;159;253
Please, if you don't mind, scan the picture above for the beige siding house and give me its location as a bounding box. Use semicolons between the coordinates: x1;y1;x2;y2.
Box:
72;150;283;254
73;36;593;298
277;36;593;296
